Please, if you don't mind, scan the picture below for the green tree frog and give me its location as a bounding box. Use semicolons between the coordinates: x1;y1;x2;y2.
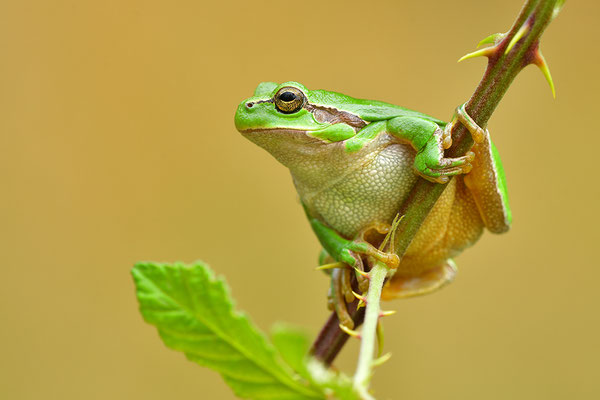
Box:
235;82;511;327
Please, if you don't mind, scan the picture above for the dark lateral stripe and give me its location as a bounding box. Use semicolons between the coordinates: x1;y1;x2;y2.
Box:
247;98;367;132
245;98;273;109
304;103;367;131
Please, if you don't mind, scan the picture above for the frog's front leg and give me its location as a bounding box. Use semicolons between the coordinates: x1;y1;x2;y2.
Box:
306;206;399;328
306;206;399;271
386;117;475;184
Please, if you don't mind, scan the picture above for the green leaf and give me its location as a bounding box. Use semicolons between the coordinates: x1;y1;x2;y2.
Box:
269;324;362;400
270;323;312;382
132;261;324;400
307;359;361;400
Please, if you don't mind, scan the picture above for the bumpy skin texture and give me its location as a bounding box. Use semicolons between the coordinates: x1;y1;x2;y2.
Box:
235;82;511;299
291;132;484;299
295;134;416;239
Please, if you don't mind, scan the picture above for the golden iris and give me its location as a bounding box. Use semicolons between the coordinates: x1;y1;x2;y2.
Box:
274;87;305;114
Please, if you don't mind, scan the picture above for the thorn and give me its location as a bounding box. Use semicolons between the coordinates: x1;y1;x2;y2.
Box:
391;214;403;230
505;23;530;55
379;310;397;318
378;213;403;252
378;231;390;252
356;300;366;310
339;323;361;339
353;266;370;279
388;214;403;254
552;0;565;20
457;47;495;63
315;262;346;271
477;32;505;48
371;353;392;368
533;49;556;99
376;322;384;357
352;290;367;303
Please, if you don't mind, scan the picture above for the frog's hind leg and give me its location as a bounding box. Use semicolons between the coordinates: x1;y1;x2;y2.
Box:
381;260;457;301
463;132;512;234
447;104;511;233
330;267;356;329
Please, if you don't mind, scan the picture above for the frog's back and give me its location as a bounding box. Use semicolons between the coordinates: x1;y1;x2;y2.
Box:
309;89;447;126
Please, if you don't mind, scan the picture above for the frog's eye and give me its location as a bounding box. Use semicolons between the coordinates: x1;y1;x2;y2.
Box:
274;87;306;114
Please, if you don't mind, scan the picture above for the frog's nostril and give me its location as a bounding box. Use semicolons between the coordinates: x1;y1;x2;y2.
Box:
246;102;253;108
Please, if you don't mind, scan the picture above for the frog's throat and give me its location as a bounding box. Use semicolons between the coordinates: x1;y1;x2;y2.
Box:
241;126;357;175
239;128;328;161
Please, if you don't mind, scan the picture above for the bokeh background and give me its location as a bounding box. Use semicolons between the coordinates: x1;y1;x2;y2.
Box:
2;0;598;399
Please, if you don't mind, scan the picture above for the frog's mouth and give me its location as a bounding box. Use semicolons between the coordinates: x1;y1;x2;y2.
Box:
239;128;327;145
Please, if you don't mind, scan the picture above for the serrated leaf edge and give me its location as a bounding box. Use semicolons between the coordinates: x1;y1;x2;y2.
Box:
133;262;323;399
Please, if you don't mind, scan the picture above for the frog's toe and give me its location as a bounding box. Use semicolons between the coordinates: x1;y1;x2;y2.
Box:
348;253;369;293
455;103;488;144
331;268;354;329
438;151;475;168
348;237;400;270
326;286;335;311
441;120;455;149
341;268;354;304
417;151;475;183
359;244;400;270
418;165;473;183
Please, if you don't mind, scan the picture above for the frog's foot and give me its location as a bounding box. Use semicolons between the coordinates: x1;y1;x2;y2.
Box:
441;121;454;150
329;267;356;329
454;103;489;144
414;121;476;184
349;238;400;276
351;253;370;294
381;260;457;300
415;146;475;184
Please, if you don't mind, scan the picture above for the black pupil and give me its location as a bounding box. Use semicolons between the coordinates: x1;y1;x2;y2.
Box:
279;92;296;102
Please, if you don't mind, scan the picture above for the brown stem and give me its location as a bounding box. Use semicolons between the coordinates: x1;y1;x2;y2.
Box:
310;0;561;365
311;298;365;364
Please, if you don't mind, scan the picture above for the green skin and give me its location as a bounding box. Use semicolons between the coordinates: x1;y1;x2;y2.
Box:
234;81;511;295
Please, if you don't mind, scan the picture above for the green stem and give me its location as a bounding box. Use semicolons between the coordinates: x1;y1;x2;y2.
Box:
353;261;387;399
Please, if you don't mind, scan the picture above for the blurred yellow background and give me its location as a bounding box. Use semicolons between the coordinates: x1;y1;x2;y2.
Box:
1;0;598;399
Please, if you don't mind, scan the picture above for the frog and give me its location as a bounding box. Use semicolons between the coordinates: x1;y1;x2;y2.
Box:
234;81;511;328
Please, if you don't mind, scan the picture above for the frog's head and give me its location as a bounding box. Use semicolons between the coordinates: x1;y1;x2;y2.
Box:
235;81;367;164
